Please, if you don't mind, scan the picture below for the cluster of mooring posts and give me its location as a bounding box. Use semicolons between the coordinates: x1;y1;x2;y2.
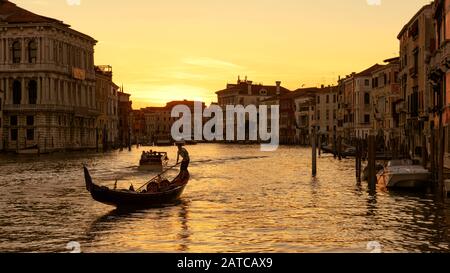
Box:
310;128;449;197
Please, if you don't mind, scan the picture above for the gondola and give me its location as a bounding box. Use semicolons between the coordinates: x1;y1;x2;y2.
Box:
83;166;189;208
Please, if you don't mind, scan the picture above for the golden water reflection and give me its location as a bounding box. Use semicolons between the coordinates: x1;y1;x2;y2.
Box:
0;144;450;252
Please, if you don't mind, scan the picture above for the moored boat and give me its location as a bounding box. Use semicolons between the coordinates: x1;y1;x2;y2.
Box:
83;166;190;208
377;160;431;190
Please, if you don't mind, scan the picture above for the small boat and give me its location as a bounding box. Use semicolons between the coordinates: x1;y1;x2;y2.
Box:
83;166;190;208
377;160;431;190
17;145;40;155
139;151;169;171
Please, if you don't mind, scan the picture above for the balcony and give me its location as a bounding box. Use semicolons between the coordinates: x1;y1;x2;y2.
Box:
4;104;100;116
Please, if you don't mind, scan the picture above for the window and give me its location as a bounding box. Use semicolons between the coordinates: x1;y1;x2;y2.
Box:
326;95;329;104
12;41;21;64
326;110;330;120
373;78;379;88
28;80;37;104
317;110;320;120
317;96;320;104
27;129;34;141
11;129;18;141
364;115;370;124
413;49;419;76
10;116;18;126
28;40;37;63
0;98;2;111
26;116;34;126
365;79;370;86
364;93;370;105
13;80;21;104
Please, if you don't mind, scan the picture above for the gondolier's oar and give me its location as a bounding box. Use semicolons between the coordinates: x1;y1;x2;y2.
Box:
136;162;182;192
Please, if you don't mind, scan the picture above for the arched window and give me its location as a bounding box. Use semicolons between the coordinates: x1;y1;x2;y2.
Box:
364;93;371;105
12;41;21;64
28;80;37;105
13;80;22;104
28;40;37;63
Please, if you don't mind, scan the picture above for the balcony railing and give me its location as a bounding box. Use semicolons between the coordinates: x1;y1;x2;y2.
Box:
4;104;100;116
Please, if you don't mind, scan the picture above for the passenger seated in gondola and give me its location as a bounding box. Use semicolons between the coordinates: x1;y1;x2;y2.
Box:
129;184;135;192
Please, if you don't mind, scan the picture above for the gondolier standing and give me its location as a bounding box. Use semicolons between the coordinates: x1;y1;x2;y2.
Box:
176;142;190;172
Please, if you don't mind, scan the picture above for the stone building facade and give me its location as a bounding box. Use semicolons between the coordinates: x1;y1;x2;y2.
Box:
371;58;401;144
118;91;132;148
398;4;434;159
95;65;118;149
0;0;99;152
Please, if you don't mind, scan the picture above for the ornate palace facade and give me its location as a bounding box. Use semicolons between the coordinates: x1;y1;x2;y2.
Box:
0;0;99;152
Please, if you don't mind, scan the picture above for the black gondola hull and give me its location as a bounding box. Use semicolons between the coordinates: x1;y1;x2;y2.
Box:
84;167;189;208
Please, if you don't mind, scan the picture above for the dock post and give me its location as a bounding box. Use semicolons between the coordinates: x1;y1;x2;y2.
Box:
430;123;436;183
318;134;322;157
439;120;445;197
368;134;377;192
356;139;361;182
422;133;428;169
337;136;342;161
333;133;337;159
312;127;317;177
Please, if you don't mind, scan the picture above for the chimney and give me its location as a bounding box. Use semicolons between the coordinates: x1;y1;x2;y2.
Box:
321;84;324;89
247;81;253;95
276;81;281;95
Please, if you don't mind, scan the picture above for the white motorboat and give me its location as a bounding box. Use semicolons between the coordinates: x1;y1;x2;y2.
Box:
377;160;431;189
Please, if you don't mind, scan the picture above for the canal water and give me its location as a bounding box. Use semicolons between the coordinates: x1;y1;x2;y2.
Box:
0;144;449;253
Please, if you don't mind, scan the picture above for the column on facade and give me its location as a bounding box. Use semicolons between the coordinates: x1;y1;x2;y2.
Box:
54;78;59;105
37;37;41;64
6;78;11;104
21;38;25;64
49;39;53;64
21;77;25;104
0;38;4;64
37;76;42;104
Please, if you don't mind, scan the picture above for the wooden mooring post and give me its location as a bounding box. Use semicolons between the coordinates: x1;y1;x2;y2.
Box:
430;125;436;182
356;138;361;182
312;128;317;177
368;134;377;192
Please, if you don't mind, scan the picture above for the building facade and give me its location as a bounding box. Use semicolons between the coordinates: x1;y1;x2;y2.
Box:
314;86;339;142
398;4;434;159
0;0;99;152
429;0;450;172
216;78;290;108
142;100;205;144
95;65;118;149
118;91;132;148
294;91;315;145
371;58;401;145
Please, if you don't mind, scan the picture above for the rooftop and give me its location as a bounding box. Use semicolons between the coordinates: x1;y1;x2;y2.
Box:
0;0;65;25
0;0;96;42
216;79;291;96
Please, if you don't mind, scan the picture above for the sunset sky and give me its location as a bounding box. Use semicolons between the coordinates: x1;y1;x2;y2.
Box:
13;0;431;108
